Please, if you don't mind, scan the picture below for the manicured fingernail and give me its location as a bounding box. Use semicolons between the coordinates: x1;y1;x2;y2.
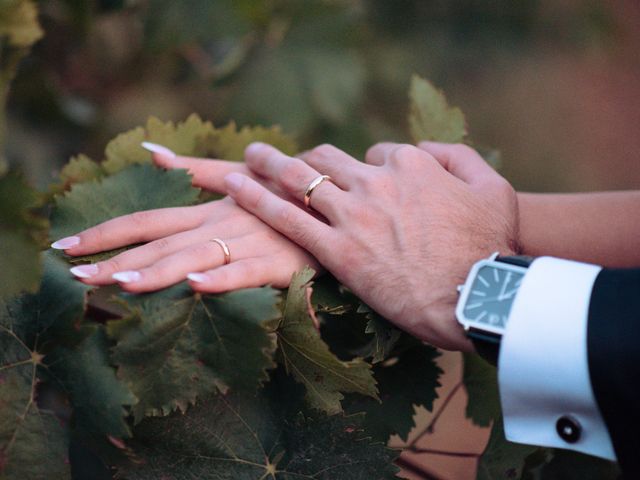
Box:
187;273;210;283
112;271;141;283
70;264;99;279
51;236;80;249
141;142;176;159
245;142;265;156
224;173;244;193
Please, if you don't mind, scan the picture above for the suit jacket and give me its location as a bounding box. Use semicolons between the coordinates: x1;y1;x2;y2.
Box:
588;268;640;477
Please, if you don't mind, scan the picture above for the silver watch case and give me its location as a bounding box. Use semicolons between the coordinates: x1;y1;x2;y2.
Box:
455;252;528;336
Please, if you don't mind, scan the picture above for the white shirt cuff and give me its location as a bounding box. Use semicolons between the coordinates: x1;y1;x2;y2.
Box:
498;256;616;460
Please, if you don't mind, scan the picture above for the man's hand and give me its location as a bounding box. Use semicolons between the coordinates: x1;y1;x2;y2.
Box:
224;141;520;351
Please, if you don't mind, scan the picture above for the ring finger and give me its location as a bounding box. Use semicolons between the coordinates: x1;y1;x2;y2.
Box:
244;143;348;221
110;235;250;293
70;214;255;284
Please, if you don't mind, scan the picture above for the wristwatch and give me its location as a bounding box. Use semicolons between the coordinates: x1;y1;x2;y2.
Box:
455;252;533;365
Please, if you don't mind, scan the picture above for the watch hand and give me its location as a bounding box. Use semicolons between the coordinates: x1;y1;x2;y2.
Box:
497;272;510;300
501;287;519;299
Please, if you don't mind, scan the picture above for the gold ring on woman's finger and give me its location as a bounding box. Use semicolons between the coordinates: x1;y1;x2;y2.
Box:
210;238;231;265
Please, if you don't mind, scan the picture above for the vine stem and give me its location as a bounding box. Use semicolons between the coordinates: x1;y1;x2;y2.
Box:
404;447;481;458
395;456;445;480
407;380;464;448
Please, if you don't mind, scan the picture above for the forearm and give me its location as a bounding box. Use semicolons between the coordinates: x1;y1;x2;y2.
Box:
517;191;640;268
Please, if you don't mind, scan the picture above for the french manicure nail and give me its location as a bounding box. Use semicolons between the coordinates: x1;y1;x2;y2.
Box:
70;264;99;279
141;142;176;159
51;236;80;250
187;273;210;283
245;142;265;156
112;271;142;283
224;173;244;193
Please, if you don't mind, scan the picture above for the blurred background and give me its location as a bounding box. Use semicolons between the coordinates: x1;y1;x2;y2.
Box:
5;0;640;194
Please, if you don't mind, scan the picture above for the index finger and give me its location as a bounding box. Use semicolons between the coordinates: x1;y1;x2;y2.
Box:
51;203;211;256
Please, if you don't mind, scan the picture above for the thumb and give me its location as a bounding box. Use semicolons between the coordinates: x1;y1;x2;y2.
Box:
417;141;497;186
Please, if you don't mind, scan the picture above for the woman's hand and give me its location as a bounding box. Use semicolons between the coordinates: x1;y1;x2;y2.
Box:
222;141;520;351
51;147;319;294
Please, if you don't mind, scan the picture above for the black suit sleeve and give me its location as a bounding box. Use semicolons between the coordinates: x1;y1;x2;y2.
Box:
587;268;640;477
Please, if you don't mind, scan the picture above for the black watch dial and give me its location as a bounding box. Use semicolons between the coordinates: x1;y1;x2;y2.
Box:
463;266;526;328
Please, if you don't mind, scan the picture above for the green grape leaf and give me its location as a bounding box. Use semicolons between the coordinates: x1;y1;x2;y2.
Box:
277;268;378;415
522;449;619;480
303;48;366;125
48;328;137;438
110;284;279;421
477;416;541;480
203;121;297;161
58;154;104;187
50;164;200;248
0;0;43;48
102;115;215;175
345;345;442;442
463;352;500;427
117;388;400;479
359;307;402;364
229;47;316;136
409;74;467;144
0;171;47;298
0;252;90;479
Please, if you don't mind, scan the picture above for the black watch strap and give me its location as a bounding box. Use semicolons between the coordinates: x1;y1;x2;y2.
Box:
468;328;501;366
496;255;534;268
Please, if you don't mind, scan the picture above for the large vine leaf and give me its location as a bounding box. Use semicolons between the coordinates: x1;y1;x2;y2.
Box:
358;306;402;364
49;164;200;258
0;0;43;48
102;115;215;175
48;328;137;439
409;74;467;144
0;171;47;298
345;344;442;443
521;449;619;480
204;121;298;161
109;284;280;421
0;252;90;479
463;352;501;428
117;386;400;479
477;416;545;480
277;268;378;415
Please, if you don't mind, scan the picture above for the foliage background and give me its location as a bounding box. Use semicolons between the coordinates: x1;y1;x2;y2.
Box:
7;0;640;193
3;1;640;479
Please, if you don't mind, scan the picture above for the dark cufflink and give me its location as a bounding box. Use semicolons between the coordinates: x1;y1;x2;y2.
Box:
556;415;582;443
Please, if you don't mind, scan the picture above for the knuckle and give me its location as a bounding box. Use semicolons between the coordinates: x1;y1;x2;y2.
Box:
451;143;474;157
150;237;171;253
310;143;337;159
211;268;230;285
102;256;123;274
247;187;268;211
276;205;319;250
364;142;386;160
280;160;309;189
389;144;423;167
192;242;215;259
86;224;106;248
130;210;154;227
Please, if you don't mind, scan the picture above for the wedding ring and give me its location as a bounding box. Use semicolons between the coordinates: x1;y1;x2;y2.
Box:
303;175;332;209
210;238;231;265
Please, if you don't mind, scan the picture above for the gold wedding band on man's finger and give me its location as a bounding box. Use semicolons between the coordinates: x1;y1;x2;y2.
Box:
303;175;333;209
